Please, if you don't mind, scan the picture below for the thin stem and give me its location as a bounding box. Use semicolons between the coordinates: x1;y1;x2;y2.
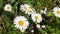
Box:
21;32;24;34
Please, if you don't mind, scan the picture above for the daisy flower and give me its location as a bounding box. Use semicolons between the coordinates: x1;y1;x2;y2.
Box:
36;24;40;28
4;4;12;12
25;8;34;15
31;13;42;23
42;25;46;28
52;7;60;18
14;16;29;32
20;4;31;12
40;8;47;14
31;29;34;33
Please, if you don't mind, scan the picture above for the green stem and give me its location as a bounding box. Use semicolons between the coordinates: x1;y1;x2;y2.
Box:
32;32;34;34
35;20;37;24
21;32;24;34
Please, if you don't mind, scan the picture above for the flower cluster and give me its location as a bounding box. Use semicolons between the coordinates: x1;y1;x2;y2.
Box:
4;3;60;33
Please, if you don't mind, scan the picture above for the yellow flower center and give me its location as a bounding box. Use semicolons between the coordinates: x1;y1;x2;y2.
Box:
56;10;60;14
24;6;27;10
18;20;24;26
35;16;38;20
7;6;10;10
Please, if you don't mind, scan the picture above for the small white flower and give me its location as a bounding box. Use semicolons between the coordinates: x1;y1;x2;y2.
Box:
4;4;12;11
52;7;60;18
25;8;34;15
42;25;45;28
14;16;29;32
40;8;47;14
20;4;31;12
20;4;35;15
31;13;42;23
36;24;40;28
31;29;34;32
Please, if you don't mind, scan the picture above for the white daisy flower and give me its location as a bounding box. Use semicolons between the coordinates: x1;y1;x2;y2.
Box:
31;29;34;32
25;8;34;15
20;4;31;12
4;4;12;12
52;7;60;18
40;8;47;14
36;24;40;28
31;13;42;23
42;25;45;28
14;16;29;32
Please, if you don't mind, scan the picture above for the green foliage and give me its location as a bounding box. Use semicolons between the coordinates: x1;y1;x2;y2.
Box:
47;11;54;17
0;0;60;34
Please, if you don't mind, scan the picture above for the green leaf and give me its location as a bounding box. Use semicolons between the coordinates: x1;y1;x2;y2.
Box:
46;25;55;33
56;17;60;25
47;11;54;17
0;0;3;9
56;28;60;34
